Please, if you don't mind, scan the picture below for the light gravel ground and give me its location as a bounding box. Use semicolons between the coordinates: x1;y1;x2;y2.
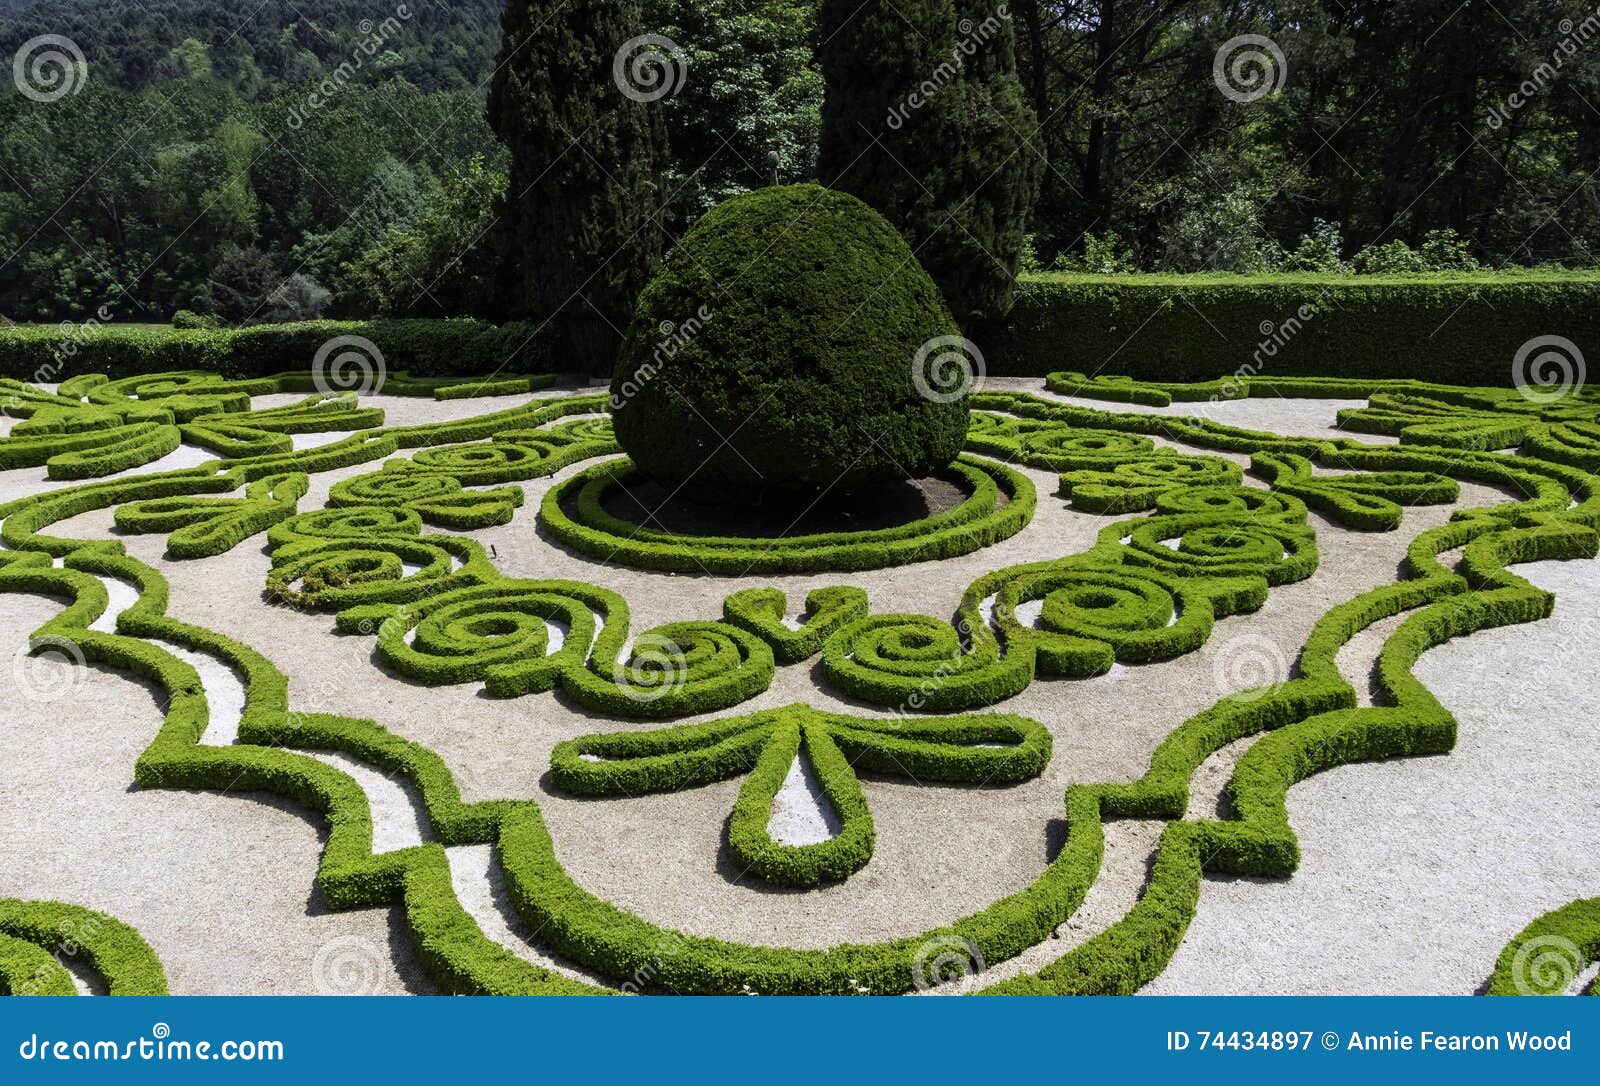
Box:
0;382;1593;994
1148;556;1600;995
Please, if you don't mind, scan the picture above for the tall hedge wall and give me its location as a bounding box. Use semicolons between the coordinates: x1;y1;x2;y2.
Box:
988;272;1600;384
0;319;550;382
5;273;1599;385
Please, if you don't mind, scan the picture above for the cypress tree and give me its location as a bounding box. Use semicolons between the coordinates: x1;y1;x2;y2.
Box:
816;0;1041;326
486;0;667;374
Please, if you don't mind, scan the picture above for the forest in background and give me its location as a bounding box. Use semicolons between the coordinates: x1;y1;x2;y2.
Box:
1;0;1597;324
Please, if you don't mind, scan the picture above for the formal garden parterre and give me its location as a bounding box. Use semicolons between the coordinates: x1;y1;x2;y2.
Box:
3;364;1599;996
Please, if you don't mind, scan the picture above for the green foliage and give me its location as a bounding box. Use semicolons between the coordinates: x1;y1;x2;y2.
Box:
171;309;220;330
550;705;1051;887
1280;219;1349;273
7;364;1600;997
1052;231;1139;275
646;0;823;223
1488;900;1600;996
611;184;969;500
0;899;168;996
1354;229;1483;274
340;155;507;318
0;320;555;381
817;0;1041;324
997;271;1600;383
541;455;1036;574
486;0;667;374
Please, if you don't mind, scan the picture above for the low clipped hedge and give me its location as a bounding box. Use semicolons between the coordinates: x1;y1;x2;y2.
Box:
990;271;1600;383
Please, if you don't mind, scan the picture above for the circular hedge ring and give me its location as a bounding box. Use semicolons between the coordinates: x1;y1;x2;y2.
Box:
539;454;1036;574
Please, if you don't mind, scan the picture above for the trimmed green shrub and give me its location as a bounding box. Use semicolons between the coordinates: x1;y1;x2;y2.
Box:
610;184;968;501
541;456;1034;574
816;0;1039;324
549;704;1051;887
0;899;168;996
0;321;556;382
1488;900;1600;996
486;0;666;374
997;272;1600;382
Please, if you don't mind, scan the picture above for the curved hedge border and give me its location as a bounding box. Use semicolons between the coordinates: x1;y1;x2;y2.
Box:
0;368;566;482
1488;901;1600;996
5;373;1600;996
539;454;1036;575
0;899;168;996
549;705;1051;887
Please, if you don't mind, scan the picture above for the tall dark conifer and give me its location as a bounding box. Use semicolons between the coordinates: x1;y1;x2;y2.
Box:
486;0;667;373
817;0;1041;325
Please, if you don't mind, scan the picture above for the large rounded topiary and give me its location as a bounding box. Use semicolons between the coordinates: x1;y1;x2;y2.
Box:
610;183;970;503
